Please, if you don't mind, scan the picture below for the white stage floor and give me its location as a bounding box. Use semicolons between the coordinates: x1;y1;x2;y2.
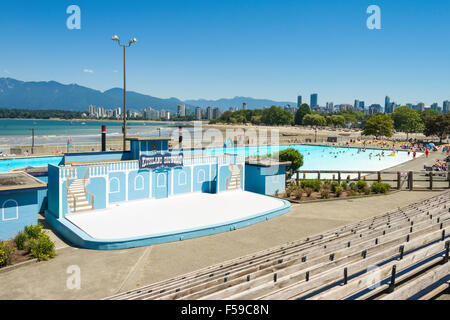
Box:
66;191;287;240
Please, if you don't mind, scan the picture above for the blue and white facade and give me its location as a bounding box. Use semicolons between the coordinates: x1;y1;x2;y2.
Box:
47;152;246;219
0;172;47;240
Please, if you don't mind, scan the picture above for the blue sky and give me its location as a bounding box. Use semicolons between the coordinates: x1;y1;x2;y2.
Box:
0;0;449;106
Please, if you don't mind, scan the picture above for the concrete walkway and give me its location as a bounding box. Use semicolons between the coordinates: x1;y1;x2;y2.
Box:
0;189;446;300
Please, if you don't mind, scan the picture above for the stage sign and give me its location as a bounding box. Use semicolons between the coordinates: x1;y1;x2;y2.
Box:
140;153;183;169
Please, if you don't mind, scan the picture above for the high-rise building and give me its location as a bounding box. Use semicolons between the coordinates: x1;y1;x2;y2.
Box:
326;102;334;113
310;94;318;108
177;104;186;117
339;104;354;112
88;105;96;116
385;102;395;114
146;107;159;120
384;96;391;113
213;107;221;119
206;106;213;120
243;102;247;110
297;95;302;108
431;103;441;113
195;107;202;120
359;101;365;110
443;100;449;114
369;104;382;115
354;100;360;110
416;103;425;112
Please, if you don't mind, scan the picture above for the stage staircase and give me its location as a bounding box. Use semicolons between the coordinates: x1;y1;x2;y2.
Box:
67;178;94;213
227;165;242;191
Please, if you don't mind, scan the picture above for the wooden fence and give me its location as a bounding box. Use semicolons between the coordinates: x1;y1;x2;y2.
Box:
291;170;450;191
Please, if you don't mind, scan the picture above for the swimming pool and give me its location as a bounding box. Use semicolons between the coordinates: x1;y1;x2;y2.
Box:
0;145;419;173
0;156;63;172
204;144;420;173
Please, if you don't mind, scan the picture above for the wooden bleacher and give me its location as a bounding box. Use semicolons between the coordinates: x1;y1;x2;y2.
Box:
106;191;450;300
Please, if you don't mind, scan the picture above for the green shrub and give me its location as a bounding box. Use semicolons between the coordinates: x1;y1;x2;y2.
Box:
357;180;368;191
27;234;56;261
293;188;303;200
380;183;391;194
341;181;348;190
0;242;14;267
320;188;330;199
335;186;344;197
304;187;314;197
371;182;391;194
349;182;358;191
24;224;43;239
285;185;298;197
363;186;371;195
14;231;28;250
14;224;56;262
331;181;340;193
301;179;322;192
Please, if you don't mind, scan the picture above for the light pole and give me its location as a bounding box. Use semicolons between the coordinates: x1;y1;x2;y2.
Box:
30;128;34;154
111;35;137;151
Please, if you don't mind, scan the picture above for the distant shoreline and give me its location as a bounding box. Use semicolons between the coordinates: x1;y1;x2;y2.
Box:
0;117;199;125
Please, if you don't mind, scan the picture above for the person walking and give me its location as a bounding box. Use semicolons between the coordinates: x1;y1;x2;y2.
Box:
425;148;429;158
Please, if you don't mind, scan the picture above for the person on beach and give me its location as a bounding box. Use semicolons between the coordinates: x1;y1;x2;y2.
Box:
425;148;429;158
413;151;417;159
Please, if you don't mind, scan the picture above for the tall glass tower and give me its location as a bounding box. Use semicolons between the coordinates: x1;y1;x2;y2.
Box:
310;94;318;108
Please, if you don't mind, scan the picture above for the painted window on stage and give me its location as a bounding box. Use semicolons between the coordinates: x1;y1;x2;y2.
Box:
2;199;19;221
197;169;206;183
157;173;166;188
178;171;187;186
135;175;145;191
109;177;120;193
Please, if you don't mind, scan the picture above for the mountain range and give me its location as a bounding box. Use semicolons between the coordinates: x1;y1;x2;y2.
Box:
0;78;295;113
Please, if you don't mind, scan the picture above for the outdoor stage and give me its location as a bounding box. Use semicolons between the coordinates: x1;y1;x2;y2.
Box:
47;190;291;250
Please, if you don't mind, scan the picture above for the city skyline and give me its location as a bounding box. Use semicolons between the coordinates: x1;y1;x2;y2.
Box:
1;1;450;106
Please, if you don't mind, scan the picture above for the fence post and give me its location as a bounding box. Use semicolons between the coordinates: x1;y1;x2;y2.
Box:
409;171;414;191
429;172;433;190
358;172;361;181
296;172;299;186
338;172;341;184
377;172;381;183
397;172;401;190
448;172;450;189
317;171;321;180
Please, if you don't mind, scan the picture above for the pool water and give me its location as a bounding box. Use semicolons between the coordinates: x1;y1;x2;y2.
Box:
205;144;420;173
0;156;63;172
0;145;419;173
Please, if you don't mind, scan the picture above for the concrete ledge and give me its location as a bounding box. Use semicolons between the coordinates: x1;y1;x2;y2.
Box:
45;198;291;250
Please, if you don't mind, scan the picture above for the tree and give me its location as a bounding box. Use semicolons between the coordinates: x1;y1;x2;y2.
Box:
329;114;346;128
420;109;440;123
302;114;327;127
362;114;394;138
294;104;311;125
261;106;294;126
391;106;424;140
424;114;450;143
277;148;304;178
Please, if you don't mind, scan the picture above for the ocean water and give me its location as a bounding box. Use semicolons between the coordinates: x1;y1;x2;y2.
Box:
0;119;186;150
